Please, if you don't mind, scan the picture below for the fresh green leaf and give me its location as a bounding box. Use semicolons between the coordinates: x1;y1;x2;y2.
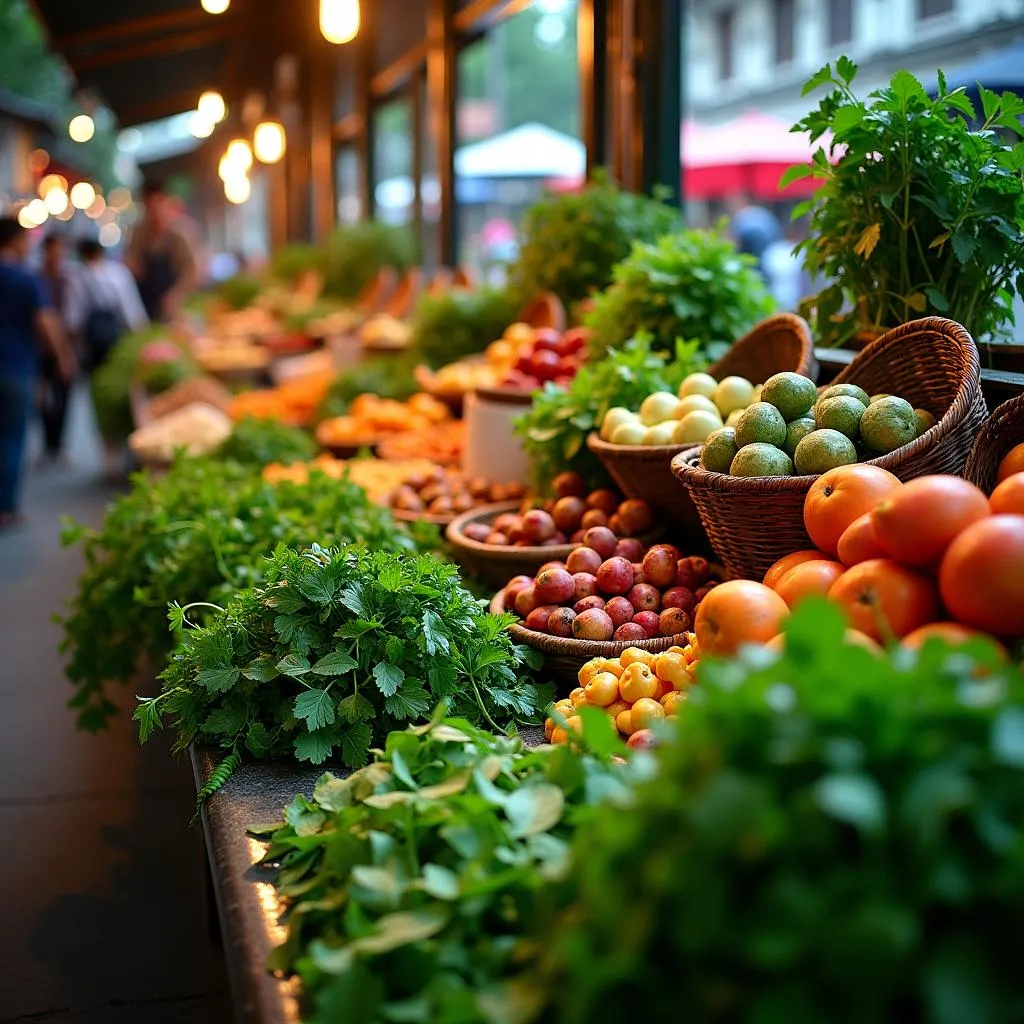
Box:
197;667;240;693
294;729;337;765
310;650;358;676
373;663;405;698
277;653;312;678
294;688;337;732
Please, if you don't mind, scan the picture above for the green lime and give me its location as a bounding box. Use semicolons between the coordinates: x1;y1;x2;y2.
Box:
914;408;937;437
730;443;793;477
818;383;871;407
759;372;817;421
734;402;787;449
860;396;917;454
869;394;892;404
815;395;866;440
700;427;738;473
794;429;858;474
783;416;816;457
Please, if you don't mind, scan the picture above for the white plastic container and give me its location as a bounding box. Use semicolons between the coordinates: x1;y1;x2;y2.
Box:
463;389;532;484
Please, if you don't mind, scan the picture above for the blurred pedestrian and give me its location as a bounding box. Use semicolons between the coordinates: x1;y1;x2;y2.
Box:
0;217;74;528
37;234;73;465
125;180;196;322
763;221;806;312
727;193;782;276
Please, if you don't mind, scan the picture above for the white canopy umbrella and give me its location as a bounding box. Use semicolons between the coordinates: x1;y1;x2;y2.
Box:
454;122;585;179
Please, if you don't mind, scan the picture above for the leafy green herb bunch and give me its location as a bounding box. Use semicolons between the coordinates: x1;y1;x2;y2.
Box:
409;286;519;369
214;416;317;467
61;459;429;732
534;599;1024;1023
789;59;1024;345
252;712;633;1024
514;334;703;494
510;172;679;314
585;224;775;361
138;545;550;793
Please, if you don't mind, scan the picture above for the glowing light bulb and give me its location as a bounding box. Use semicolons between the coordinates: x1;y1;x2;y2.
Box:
224;175;251;204
188;112;215;138
38;173;67;198
201;0;229;13
26;199;48;224
86;195;107;219
253;121;286;163
17;206;37;229
44;187;69;215
225;138;253;171
70;181;96;210
69;114;95;143
320;0;359;44
197;90;227;123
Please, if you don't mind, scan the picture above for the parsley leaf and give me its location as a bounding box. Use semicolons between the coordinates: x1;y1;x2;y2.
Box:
294;688;337;731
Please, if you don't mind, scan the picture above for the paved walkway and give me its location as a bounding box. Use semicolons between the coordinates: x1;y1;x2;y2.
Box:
0;389;232;1022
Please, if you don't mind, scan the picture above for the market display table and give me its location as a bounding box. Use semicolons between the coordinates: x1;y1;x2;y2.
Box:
193;727;546;1024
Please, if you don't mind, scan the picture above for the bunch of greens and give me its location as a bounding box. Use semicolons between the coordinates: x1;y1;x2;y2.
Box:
534;599;1024;1023
90;326;170;440
409;287;518;369
514;335;703;494
789;59;1024;345
217;273;264;311
321;223;417;302
271;243;324;286
251;711;631;1024
316;352;420;421
61;460;427;732
215;416;317;467
139;546;550;792
510;174;679;313
585;226;775;361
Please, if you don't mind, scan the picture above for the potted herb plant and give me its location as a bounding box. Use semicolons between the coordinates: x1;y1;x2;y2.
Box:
786;59;1024;364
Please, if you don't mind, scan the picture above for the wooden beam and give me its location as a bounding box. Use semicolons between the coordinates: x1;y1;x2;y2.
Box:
453;0;533;33
371;41;428;99
332;112;363;143
71;22;237;73
57;8;224;53
578;0;608;175
356;1;377;219
427;0;456;265
310;41;336;240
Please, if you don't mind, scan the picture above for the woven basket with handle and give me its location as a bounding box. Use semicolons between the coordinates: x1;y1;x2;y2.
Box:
671;317;988;581
963;394;1024;495
588;313;817;533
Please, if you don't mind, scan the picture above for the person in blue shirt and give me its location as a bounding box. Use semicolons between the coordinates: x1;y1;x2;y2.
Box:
0;217;74;528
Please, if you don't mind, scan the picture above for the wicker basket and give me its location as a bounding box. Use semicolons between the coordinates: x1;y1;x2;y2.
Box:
587;313;817;533
488;591;689;692
671;317;988;581
448;502;663;590
963;394;1024;495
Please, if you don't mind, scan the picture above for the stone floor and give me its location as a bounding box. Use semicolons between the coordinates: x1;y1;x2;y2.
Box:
0;389;232;1022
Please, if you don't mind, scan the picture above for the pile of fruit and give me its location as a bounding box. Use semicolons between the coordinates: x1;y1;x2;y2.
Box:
702;452;1024;654
377;419;466;465
600;371;760;447
545;641;697;747
229;373;334;427
458;473;654;548
698;373;936;478
497;323;588;391
388;468;526;519
414;338;520;396
262;455;438;503
316;393;451;448
505;541;720;641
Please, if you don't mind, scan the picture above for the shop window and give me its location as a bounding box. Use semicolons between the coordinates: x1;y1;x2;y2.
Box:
828;0;853;46
716;8;734;81
335;146;361;224
774;0;795;65
372;96;414;226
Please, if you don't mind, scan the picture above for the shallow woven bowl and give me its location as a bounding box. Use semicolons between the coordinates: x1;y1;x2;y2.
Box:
588;313;817;533
448;502;663;590
670;317;988;581
489;590;689;692
963;394;1024;495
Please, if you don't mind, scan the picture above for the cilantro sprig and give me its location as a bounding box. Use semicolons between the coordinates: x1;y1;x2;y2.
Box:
139;545;551;798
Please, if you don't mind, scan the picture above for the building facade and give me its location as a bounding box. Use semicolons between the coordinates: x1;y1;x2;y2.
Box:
686;0;1024;124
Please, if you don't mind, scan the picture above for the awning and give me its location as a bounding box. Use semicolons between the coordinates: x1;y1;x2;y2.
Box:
454;122;586;179
942;39;1024;96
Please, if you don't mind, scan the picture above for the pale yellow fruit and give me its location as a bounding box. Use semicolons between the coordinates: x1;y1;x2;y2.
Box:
640;391;682;426
611;420;648;446
714;376;755;417
678;372;718;400
725;409;744;428
504;322;535;344
644;421;678;446
601;406;637;441
675;394;718;419
673;410;723;444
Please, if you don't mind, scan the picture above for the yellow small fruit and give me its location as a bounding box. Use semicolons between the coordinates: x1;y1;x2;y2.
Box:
550;728;568;745
620;646;655;668
553;698;573;713
666;645;688;656
654;651;694;691
578;658;605;686
605;699;630;721
584;671;621;708
631;696;666;731
544;718;555;740
570;687;587;707
615;709;636;736
661;691;687;716
596;657;625;678
619;662;659;704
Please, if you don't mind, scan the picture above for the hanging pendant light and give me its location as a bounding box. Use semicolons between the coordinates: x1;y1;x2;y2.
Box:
320;0;359;44
253;121;286;164
201;0;230;14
